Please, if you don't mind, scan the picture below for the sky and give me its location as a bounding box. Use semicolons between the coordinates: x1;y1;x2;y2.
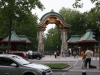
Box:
32;0;95;33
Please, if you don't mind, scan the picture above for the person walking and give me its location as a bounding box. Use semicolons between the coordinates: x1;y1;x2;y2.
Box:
28;50;33;59
76;51;79;59
90;50;93;60
57;50;60;59
62;50;66;57
73;51;76;59
54;51;57;58
85;48;93;69
68;50;71;56
81;50;86;69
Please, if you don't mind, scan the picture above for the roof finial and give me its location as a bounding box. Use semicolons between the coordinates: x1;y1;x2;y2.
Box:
51;9;54;12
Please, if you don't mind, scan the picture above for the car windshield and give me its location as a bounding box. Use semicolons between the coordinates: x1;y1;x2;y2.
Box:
11;55;30;65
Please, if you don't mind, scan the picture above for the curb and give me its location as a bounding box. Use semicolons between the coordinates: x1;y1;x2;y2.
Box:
52;66;100;72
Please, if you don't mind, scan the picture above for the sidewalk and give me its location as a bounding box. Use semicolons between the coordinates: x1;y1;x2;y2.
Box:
40;55;100;72
41;55;99;61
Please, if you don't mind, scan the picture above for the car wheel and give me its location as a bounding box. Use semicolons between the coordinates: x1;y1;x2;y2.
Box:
37;57;40;60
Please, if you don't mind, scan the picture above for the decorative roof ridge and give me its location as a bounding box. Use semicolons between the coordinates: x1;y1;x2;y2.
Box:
86;31;93;40
86;29;93;40
12;31;21;40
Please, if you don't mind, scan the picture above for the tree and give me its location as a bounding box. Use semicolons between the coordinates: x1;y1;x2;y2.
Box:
88;7;100;28
59;6;100;41
73;0;100;8
16;12;39;50
44;26;61;53
59;7;86;39
0;0;44;51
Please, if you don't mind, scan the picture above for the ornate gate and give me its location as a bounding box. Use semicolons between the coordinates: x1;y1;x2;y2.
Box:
37;10;71;56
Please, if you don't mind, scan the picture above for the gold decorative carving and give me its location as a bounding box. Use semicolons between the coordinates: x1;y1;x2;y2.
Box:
51;9;54;12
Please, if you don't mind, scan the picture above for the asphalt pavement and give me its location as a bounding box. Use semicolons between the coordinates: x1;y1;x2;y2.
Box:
33;55;100;72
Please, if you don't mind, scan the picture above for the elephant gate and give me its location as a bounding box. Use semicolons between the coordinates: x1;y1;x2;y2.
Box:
37;10;71;57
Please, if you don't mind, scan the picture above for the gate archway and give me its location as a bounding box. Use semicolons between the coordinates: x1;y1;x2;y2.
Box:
37;10;71;56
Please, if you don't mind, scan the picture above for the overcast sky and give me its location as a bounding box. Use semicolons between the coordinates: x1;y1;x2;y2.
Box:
32;0;95;33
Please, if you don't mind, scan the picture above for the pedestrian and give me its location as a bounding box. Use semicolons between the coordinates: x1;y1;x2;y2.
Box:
54;51;57;58
81;50;86;69
57;50;60;59
73;51;76;59
76;51;79;59
85;48;93;69
63;50;66;57
28;50;33;59
69;48;72;56
26;50;29;56
62;50;64;57
68;50;70;56
90;50;93;60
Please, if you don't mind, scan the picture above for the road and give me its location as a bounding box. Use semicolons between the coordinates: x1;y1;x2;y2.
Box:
29;59;99;69
28;55;100;74
53;71;100;75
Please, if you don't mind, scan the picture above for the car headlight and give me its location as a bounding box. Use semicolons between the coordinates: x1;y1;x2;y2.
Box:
39;69;46;75
40;69;51;73
39;69;46;72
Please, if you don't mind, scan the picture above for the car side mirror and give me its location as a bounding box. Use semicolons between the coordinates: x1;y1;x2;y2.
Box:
11;63;18;67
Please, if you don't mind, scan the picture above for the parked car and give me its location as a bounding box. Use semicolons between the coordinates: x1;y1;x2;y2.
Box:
0;54;52;75
9;51;28;60
32;51;42;60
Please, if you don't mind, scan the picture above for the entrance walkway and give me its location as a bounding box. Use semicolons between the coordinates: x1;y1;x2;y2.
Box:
40;55;99;61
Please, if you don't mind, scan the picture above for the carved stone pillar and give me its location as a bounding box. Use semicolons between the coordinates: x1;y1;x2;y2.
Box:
37;28;44;56
60;29;68;57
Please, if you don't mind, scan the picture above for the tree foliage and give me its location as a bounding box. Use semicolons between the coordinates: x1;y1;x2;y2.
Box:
44;26;61;53
59;7;87;38
0;0;44;51
73;0;100;8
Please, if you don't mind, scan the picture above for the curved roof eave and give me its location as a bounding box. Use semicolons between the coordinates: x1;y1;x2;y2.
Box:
38;12;71;27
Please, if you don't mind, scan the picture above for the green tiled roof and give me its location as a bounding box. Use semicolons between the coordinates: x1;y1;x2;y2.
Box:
79;29;95;41
67;29;97;44
3;31;21;41
3;31;32;44
67;35;81;43
18;35;32;43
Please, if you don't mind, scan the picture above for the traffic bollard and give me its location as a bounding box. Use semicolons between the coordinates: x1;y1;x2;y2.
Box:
82;71;86;75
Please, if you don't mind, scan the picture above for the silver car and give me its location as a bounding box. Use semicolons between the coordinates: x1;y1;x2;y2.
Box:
0;54;52;75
